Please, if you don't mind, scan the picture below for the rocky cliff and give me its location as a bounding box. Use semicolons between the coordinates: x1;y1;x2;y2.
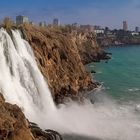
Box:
0;93;63;140
0;21;111;139
20;25;105;102
0;93;34;140
19;25;109;103
70;31;110;64
0;24;110;139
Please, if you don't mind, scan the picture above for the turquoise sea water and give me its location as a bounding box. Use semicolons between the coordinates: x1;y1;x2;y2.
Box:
88;45;140;103
64;46;140;140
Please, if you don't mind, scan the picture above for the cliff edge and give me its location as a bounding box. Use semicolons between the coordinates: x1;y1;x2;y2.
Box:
20;25;109;103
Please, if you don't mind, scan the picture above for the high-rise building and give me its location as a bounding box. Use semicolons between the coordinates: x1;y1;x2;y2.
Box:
72;23;79;28
53;18;60;26
30;22;35;26
39;21;46;27
135;27;139;33
123;21;128;31
16;15;29;25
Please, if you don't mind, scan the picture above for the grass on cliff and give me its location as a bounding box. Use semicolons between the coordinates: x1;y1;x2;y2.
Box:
0;17;17;36
2;17;16;29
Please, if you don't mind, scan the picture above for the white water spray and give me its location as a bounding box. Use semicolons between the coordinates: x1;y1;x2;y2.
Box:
0;29;140;140
0;28;56;121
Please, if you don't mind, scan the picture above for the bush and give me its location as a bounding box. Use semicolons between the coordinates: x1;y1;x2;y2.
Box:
2;17;15;30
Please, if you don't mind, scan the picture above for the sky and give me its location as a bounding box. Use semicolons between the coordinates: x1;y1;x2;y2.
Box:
0;0;140;30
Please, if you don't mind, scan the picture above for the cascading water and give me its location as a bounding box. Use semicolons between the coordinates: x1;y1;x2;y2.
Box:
0;28;56;122
0;28;140;140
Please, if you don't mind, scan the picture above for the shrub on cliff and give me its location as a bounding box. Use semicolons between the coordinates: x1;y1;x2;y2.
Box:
0;17;16;37
2;17;15;30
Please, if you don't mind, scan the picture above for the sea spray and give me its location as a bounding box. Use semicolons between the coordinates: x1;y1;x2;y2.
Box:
45;93;140;140
0;28;140;140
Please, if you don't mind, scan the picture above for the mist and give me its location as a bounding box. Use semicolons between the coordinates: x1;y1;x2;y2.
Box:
36;91;140;140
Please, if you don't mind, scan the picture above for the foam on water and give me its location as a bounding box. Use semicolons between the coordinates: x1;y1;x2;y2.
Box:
128;88;140;92
0;29;140;140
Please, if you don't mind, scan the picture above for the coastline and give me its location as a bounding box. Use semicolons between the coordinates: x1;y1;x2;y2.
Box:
97;35;140;48
103;43;140;48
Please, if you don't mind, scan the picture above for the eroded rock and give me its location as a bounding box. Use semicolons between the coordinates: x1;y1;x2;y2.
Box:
0;93;34;140
20;25;98;103
0;94;63;140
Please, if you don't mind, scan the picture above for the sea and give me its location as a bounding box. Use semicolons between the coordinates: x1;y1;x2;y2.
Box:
64;45;140;140
89;45;140;103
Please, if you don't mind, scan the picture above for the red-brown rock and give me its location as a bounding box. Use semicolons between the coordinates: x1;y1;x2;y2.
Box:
20;25;97;103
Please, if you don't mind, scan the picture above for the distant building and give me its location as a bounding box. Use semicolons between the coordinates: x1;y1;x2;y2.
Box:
16;15;29;25
131;32;139;36
94;29;105;34
53;18;60;26
135;27;139;33
72;23;80;28
123;21;128;31
30;22;35;26
80;25;94;32
104;26;110;32
106;31;116;38
39;21;46;27
94;25;101;30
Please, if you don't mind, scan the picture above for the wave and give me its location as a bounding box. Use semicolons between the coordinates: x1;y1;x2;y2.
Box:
128;88;140;92
97;71;103;74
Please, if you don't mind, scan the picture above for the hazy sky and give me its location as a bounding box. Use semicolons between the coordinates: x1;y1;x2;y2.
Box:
0;0;140;29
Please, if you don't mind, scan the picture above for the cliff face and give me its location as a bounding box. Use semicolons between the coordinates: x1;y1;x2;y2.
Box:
97;36;140;47
71;32;110;64
0;25;109;139
0;93;62;140
20;25;107;103
0;94;34;140
20;25;95;103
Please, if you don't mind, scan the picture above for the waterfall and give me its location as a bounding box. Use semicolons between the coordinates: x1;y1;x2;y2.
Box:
0;28;56;122
0;28;140;140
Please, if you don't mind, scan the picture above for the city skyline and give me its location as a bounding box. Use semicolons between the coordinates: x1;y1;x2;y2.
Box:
0;0;140;29
2;15;140;32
